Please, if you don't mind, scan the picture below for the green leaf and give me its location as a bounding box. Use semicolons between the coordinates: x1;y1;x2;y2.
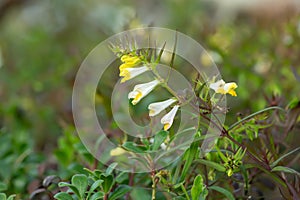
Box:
116;172;128;183
90;192;104;200
244;164;286;187
54;192;73;200
195;159;226;172
152;130;168;151
106;162;118;175
180;138;199;182
72;174;88;199
270;147;300;168
191;175;206;200
170;31;178;68
90;180;103;192
58;182;80;198
108;185;131;200
7;195;16;200
0;182;7;192
87;180;103;199
84;168;103;179
209;186;235;200
215;146;228;163
0;193;6;200
101;174;114;193
287;98;300;109
122;142;146;153
155;42;166;63
272;166;300;177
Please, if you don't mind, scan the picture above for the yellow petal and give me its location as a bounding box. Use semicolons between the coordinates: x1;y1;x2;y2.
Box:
164;123;170;131
119;63;134;70
225;83;238;96
228;90;237;97
121;55;140;64
132;91;142;105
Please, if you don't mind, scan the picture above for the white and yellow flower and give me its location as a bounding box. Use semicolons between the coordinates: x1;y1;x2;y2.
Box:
119;66;149;83
148;98;177;117
161;105;179;131
128;80;160;105
209;79;238;96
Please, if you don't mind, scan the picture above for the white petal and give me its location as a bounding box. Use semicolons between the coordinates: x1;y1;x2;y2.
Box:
209;79;225;92
120;66;149;83
128;80;160;105
161;105;179;130
148;98;177;117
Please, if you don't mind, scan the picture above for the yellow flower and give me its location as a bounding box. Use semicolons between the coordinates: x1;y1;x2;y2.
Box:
119;54;141;70
161;105;179;131
209;79;238;96
110;147;126;156
148;98;177;117
119;66;149;83
128;80;160;105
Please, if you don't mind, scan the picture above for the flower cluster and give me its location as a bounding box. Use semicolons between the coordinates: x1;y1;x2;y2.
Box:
118;53;179;131
117;53;238;132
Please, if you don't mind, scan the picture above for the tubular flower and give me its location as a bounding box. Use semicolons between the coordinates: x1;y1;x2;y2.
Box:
119;66;149;83
128;80;160;105
161;105;179;131
148;98;177;117
119;54;141;70
209;79;238;96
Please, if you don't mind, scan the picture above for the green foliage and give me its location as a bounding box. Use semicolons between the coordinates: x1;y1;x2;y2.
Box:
0;130;44;195
55;170;132;200
0;193;16;200
191;175;208;200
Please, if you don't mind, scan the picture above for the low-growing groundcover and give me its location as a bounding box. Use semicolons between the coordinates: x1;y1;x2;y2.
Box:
0;0;300;200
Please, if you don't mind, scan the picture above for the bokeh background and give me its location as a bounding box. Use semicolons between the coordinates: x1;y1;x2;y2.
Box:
0;0;299;198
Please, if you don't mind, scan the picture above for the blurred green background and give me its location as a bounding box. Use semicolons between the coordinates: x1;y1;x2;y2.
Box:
0;0;299;198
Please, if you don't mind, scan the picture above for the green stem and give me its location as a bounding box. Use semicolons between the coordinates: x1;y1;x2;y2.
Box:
180;184;190;200
150;64;182;101
151;172;157;200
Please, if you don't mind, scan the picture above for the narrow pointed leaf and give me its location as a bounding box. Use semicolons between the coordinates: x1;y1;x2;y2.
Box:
209;186;235;200
195;159;226;172
272;166;300;177
270;147;300;168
